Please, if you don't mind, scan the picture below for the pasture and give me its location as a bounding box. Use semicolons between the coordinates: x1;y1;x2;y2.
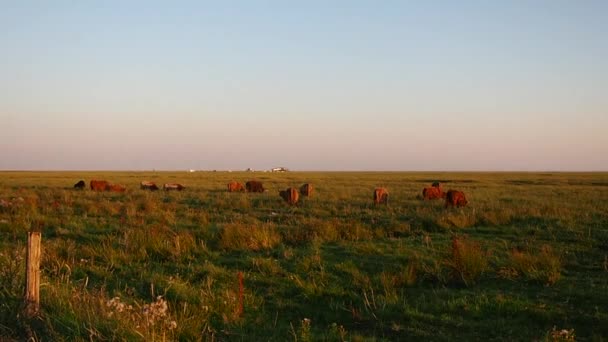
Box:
1;171;607;341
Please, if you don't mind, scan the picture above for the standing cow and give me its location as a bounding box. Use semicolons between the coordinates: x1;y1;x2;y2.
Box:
73;180;86;189
279;187;299;205
422;186;445;200
140;181;159;191
227;181;245;192
164;183;185;191
445;190;468;208
90;180;109;191
373;188;389;205
300;183;313;197
246;180;265;193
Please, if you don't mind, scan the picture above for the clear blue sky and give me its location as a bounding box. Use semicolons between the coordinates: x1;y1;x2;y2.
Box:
1;1;606;171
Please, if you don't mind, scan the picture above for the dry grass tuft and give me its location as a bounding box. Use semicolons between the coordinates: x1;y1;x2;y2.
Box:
446;236;489;286
251;257;284;275
505;245;561;286
401;262;418;286
547;326;576;341
436;211;477;229
219;222;282;251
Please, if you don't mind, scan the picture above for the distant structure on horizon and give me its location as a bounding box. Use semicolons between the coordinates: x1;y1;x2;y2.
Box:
271;167;289;172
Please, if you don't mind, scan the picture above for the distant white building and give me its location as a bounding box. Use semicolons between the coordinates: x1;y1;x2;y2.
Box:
271;167;289;172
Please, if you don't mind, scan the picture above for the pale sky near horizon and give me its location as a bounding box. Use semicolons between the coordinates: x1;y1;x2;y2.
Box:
1;1;607;171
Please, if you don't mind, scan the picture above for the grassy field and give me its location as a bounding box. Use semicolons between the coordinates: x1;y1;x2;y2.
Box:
1;171;607;341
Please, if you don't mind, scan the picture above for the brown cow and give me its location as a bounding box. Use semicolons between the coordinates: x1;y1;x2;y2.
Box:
108;184;127;193
422;186;445;200
279;187;299;205
299;183;313;197
73;180;86;189
246;180;265;193
164;183;185;191
140;181;159;191
227;181;245;192
373;188;389;205
90;180;109;191
445;190;468;208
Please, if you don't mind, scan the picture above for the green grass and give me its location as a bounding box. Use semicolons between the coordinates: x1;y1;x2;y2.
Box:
1;171;607;341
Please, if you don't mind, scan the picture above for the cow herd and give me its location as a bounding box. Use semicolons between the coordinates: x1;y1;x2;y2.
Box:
230;180;467;208
74;180;185;192
72;178;467;208
373;182;467;208
420;182;468;208
226;181;314;205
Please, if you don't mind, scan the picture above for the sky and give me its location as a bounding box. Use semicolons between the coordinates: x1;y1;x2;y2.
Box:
1;1;607;171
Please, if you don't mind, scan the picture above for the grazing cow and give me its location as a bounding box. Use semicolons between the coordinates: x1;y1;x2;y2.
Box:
422;186;445;200
445;190;468;208
299;183;313;197
164;183;185;191
108;184;127;193
140;181;159;191
432;181;441;188
90;180;109;191
73;180;86;189
279;187;299;205
373;188;389;205
227;181;245;192
246;180;265;193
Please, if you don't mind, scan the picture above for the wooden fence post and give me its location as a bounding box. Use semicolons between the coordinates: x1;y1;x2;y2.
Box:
24;231;41;318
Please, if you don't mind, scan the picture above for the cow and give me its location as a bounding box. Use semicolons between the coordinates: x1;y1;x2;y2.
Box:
300;183;313;197
90;180;109;191
140;181;159;191
108;184;127;193
164;183;185;191
432;181;441;188
246;180;265;193
445;190;468;208
422;186;445;200
279;187;299;205
373;188;389;205
227;181;245;192
73;180;86;189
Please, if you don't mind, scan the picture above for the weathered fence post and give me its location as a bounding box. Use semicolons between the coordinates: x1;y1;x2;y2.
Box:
24;231;41;318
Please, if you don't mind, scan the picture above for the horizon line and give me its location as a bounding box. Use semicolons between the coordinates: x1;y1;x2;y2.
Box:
1;169;607;173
